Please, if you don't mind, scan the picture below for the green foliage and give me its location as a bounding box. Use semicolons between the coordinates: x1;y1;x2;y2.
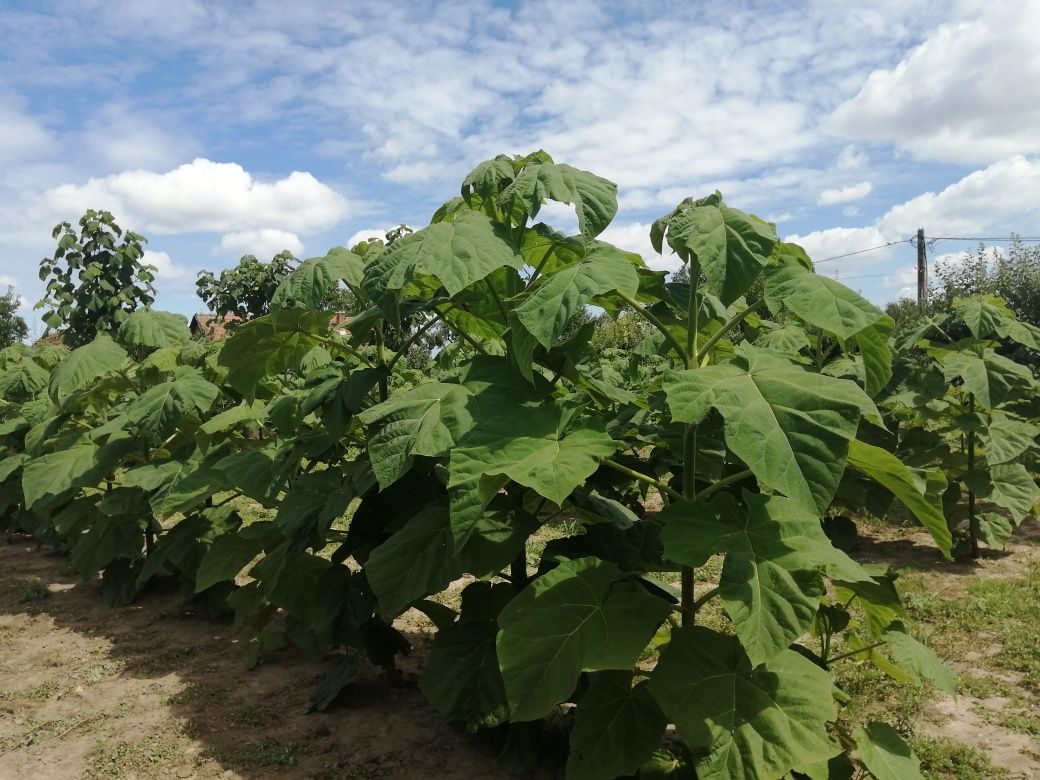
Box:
196;251;296;322
36;209;155;347
0;286;28;346
3;151;1034;780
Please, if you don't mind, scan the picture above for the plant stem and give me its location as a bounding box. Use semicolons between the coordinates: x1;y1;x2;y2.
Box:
828;641;886;664
680;259;702;628
385;313;442;372
618;291;689;368
511;553;529;589
691;585;720;614
967;392;978;559
692;469;753;502
486;278;509;322
373;324;389;402
695;299;766;364
604;459;683;502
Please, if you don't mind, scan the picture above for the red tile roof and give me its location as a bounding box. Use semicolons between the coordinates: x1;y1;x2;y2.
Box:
190;312;351;340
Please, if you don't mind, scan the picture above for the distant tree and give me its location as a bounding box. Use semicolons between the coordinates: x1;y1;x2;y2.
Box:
36;209;156;348
0;287;28;346
195;251;296;322
931;237;1040;327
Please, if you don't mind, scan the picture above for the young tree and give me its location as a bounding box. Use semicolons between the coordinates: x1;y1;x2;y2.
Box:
195;251;296;322
0;287;28;346
36;209;156;347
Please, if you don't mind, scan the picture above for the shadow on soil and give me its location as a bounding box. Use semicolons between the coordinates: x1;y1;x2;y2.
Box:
0;540;558;779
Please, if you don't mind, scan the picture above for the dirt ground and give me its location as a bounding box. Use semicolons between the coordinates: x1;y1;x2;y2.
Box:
0;520;1037;780
0;543;553;780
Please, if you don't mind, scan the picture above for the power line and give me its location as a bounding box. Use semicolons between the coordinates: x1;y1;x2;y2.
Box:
929;236;1040;242
814;239;913;264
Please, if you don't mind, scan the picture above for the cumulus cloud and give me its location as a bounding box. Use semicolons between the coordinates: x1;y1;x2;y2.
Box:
142;250;192;281
217;229;304;259
40;159;350;235
818;181;872;205
829;4;1040;163
599;221;680;274
788;156;1040;275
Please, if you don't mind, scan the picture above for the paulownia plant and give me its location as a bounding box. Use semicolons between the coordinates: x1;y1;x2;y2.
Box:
0;153;992;779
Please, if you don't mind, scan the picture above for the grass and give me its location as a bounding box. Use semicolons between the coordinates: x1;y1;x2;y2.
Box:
206;737;305;770
831;559;1040;777
87;738;181;778
17;577;50;603
911;736;1011;780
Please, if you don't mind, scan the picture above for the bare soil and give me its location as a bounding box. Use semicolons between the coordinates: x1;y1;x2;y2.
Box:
0;542;553;780
1;521;1037;779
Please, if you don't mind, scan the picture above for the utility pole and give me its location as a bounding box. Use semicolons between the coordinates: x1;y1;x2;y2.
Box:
916;228;927;311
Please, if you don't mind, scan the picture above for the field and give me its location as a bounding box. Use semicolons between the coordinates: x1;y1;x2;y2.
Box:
3;156;1040;779
2;517;1037;779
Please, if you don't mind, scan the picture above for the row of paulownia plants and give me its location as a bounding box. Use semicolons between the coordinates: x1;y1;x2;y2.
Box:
1;152;1038;779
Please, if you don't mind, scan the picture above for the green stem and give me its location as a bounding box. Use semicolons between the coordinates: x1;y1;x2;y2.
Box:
691;585;720;614
828;641;886;665
435;305;489;355
680;260;702;628
695;300;766;364
692;469;753;502
967;393;978;559
486;279;509;322
618;291;689;368
373;324;389;402
527;245;555;288
604;459;683;502
385;313;442;372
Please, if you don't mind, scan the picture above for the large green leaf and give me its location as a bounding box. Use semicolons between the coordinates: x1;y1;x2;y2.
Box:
983;413;1038;465
448;404;616;546
566;671;668;780
664;350;876;513
22;440;132;510
116;310;189;350
420;582;513;731
69;514;143;578
648;626;837;780
981;462;1039;524
854;722;924;780
195;521;283;591
855;317;895;397
366;503;457;618
499;162;618;241
846;440;952;558
883;625;956;695
658;193;776;305
122;368;219;442
765;265;885;341
359;381;474;489
513;243;639;349
660;493;865;664
951;295;1012;340
272;249;364;309
218;309;331;400
362;210;524;305
48;333;127;402
937;347;1034;409
496;557;671;722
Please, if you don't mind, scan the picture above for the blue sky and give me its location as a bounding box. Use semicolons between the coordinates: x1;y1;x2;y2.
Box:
2;0;1039;334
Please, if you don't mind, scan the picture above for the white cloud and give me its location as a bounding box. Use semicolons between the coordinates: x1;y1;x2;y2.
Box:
82;103;196;171
344;226;396;249
829;4;1040;163
599;221;680;274
788;155;1040;277
0;99;52;163
818;181;872;205
880;155;1040;236
40;159;350;235
217;229;303;259
142;250;192;281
